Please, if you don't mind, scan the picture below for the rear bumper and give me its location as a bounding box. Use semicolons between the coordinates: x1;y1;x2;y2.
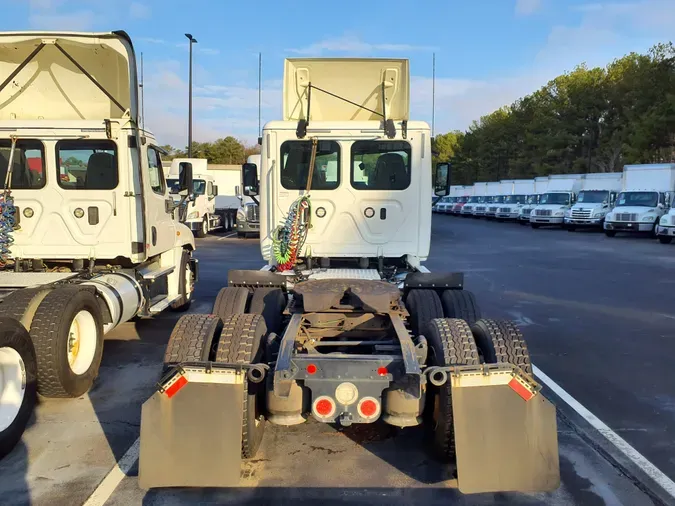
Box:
604;221;654;232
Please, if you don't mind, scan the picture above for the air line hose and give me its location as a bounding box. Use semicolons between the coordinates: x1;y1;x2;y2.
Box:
0;139;17;268
272;138;318;271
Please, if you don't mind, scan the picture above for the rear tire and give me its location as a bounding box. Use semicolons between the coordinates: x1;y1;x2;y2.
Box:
659;236;673;244
471;319;532;375
440;290;481;325
425;318;479;462
213;287;249;320
0;317;37;460
0;288;53;330
215;314;267;458
604;230;616;237
248;288;286;335
29;287;104;398
405;289;444;337
162;314;222;373
170;249;194;312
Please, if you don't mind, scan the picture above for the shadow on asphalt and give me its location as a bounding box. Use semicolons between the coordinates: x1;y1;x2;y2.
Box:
0;413;37;505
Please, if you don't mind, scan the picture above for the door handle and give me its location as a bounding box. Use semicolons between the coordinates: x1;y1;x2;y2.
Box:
380;208;387;220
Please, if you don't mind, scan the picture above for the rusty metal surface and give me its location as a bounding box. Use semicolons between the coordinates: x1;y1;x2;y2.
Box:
292;278;401;313
138;380;244;489
452;382;560;494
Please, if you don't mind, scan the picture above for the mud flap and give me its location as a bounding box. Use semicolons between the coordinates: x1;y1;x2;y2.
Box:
138;366;245;489
451;365;560;494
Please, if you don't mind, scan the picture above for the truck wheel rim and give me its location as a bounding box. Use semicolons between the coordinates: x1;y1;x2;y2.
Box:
67;310;97;375
0;347;26;432
202;220;208;235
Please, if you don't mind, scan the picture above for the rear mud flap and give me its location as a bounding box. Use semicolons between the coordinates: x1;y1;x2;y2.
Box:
138;367;245;489
451;366;560;494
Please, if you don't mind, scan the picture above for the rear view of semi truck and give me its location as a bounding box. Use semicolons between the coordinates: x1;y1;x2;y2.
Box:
138;57;560;495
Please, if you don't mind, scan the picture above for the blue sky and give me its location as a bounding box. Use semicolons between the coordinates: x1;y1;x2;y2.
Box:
2;0;674;148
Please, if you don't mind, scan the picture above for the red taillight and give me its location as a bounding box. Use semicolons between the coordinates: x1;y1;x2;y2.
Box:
306;364;317;375
313;396;336;418
377;366;388;377
357;397;380;420
164;374;188;398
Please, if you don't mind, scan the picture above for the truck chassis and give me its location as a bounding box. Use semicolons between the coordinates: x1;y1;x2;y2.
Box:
139;267;560;494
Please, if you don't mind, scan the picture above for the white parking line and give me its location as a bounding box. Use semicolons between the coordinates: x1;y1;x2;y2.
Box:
82;437;140;506
533;365;675;499
218;232;237;240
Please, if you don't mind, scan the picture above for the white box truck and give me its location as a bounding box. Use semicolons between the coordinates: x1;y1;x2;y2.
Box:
138;56;560;495
605;164;675;238
450;185;474;215
461;182;487;216
474;181;500;217
167;158;238;237
0;31;197;405
485;181;513;219
518;176;548;225
530;174;584;228
496;179;534;221
564;172;622;231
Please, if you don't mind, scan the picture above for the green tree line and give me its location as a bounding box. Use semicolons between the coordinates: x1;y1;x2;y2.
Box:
160;136;260;164
433;42;675;186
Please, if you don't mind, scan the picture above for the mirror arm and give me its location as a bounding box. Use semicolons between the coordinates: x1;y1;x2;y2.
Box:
250;195;260;206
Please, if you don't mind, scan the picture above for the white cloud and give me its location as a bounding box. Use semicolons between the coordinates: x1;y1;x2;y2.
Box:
130;2;151;19
515;0;542;15
288;34;437;56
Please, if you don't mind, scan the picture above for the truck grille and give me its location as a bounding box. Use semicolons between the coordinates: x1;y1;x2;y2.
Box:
488;206;499;213
672;216;675;226
521;207;532;215
615;213;637;222
572;209;592;219
475;206;486;212
535;209;552;217
499;207;511;213
246;205;259;222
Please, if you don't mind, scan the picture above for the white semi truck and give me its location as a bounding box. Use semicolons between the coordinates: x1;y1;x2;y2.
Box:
485;180;513;219
167;158;238;237
518;176;548;225
474;181;501;217
495;179;535;221
234;154;261;238
605;164;675;238
564;172;622;231
461;182;487;217
530;174;584;228
138;57;559;495
0;29;198;414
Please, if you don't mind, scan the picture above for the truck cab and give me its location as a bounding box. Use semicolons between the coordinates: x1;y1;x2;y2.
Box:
167;158;221;237
236;154;261;238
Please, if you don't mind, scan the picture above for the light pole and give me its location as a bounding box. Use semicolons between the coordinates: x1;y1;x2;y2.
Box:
185;33;197;157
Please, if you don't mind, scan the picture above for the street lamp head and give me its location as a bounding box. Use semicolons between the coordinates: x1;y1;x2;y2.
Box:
184;33;197;43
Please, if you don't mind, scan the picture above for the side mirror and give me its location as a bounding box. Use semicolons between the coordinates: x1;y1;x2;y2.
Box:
212;185;218;197
434;162;450;197
178;162;194;197
242;163;259;196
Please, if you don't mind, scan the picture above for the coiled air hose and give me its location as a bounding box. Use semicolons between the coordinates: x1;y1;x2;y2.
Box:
0;138;17;269
272;138;317;271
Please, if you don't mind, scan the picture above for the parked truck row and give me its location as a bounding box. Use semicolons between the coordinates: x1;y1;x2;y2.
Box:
434;164;675;243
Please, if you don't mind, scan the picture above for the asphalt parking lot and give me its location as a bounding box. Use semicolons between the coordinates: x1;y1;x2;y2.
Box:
1;219;675;506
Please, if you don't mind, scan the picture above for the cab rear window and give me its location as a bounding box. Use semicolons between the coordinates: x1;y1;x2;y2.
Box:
0;140;46;189
56;140;118;190
351;141;411;190
280;140;340;190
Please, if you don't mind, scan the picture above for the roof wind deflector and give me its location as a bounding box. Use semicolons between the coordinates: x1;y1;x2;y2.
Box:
295;82;396;139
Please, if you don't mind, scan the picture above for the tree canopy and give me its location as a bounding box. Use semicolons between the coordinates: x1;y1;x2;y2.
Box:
160;137;260;164
439;42;675;185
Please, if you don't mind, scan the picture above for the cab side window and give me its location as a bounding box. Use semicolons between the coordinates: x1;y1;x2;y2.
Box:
147;147;166;195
